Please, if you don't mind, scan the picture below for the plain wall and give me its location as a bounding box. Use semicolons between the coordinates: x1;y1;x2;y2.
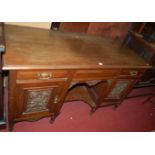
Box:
6;22;51;29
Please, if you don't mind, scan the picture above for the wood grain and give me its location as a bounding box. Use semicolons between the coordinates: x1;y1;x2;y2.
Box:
3;25;150;70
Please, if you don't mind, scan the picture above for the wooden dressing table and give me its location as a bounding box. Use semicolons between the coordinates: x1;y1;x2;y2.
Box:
2;24;152;131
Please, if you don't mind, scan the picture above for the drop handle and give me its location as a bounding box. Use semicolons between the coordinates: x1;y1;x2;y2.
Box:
38;72;52;80
129;70;138;76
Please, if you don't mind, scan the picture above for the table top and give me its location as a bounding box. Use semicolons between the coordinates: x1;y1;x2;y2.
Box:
2;24;151;70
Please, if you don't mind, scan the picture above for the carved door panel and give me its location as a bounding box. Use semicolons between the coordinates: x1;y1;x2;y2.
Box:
104;79;136;101
14;81;65;119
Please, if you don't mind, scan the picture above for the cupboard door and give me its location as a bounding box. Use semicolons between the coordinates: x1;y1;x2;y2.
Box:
14;81;65;120
105;79;136;100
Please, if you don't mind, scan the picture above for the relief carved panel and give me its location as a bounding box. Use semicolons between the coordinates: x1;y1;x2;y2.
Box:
24;89;52;113
107;80;133;99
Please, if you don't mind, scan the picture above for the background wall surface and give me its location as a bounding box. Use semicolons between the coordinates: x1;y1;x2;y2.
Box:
6;22;51;29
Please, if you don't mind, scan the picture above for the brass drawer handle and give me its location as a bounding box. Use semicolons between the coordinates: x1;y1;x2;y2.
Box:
129;70;138;76
38;72;52;80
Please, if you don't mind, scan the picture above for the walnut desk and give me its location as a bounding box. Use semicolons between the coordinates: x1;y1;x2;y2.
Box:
2;25;152;131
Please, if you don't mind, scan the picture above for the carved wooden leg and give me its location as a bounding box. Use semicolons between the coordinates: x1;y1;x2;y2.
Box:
8;112;14;131
50;112;60;124
50;114;55;124
112;102;122;110
8;121;14;132
112;104;118;110
89;106;97;115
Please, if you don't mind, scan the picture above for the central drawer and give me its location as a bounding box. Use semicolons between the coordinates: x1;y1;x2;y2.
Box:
74;69;119;80
17;70;68;80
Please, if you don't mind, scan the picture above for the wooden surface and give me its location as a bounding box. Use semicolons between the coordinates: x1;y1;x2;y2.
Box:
3;24;151;70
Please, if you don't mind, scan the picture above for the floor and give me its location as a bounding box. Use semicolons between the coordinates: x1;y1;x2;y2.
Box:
1;86;155;132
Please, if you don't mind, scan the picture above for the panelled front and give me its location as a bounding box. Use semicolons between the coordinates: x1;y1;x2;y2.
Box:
9;68;146;126
104;79;136;101
13;70;68;121
64;68;144;111
103;69;142;102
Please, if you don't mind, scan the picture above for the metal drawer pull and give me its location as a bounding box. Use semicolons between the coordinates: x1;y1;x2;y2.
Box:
129;70;138;76
38;72;52;80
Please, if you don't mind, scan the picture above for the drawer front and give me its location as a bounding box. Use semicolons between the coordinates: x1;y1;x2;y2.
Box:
17;70;68;80
120;69;144;78
74;69;119;80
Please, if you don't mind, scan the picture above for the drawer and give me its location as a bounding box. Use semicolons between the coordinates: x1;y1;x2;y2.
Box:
17;70;68;80
74;69;119;80
120;69;144;78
